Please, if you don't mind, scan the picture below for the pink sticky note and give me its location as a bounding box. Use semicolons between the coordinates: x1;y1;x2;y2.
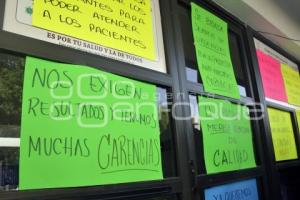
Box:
256;50;287;102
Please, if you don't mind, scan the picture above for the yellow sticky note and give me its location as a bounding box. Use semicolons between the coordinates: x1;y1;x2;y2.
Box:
281;64;300;106
268;108;298;161
32;0;155;60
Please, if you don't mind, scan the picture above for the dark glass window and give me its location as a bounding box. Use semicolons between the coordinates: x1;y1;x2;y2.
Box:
157;87;177;177
0;53;24;136
0;52;24;190
280;167;300;200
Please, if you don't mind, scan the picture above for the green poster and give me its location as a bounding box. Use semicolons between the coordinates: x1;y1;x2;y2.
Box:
198;96;256;173
191;3;240;99
19;57;163;190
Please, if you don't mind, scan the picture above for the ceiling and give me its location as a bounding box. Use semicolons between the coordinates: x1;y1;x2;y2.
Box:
212;0;300;62
273;0;300;24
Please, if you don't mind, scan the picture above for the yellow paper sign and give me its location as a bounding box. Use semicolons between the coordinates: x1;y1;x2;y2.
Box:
32;0;155;60
268;108;298;161
281;64;300;106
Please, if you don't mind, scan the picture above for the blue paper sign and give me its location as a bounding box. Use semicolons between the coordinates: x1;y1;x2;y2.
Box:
205;179;259;200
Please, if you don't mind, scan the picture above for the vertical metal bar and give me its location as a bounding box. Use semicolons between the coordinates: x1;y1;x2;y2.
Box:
245;26;282;200
0;0;6;29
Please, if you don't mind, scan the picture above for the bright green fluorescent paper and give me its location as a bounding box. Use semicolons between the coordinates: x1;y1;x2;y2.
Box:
198;96;256;174
191;3;240;99
19;57;163;190
297;111;300;133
